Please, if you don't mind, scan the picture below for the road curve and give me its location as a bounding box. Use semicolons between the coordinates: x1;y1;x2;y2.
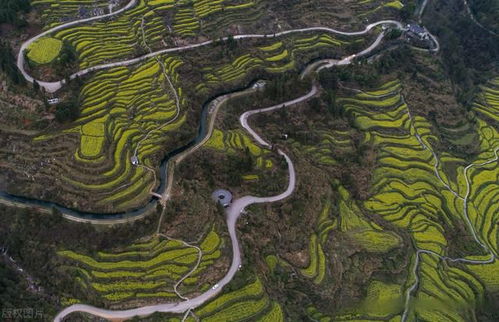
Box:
53;83;322;322
3;18;399;225
240;85;319;147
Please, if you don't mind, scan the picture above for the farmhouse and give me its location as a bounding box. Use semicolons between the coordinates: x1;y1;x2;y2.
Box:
406;24;429;40
47;98;59;105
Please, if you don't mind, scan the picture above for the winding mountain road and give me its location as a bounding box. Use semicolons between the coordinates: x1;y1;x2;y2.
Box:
17;0;404;94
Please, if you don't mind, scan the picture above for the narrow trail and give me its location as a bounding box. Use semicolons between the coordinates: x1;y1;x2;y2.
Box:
401;100;498;321
133;17;182;204
157;233;203;301
462;0;497;36
21;15;431;319
7;7;418;224
405;99;462;199
462;147;499;252
137;164;162;200
16;1;491;320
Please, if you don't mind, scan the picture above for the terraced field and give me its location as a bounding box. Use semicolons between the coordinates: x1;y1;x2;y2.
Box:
29;0;392;71
9;19;376;213
36;0;168;69
267;183;402;288
32;0;112;29
57;229;223;305
269;0;403;29
5;0;497;319
473;77;499;123
168;277;283;321
336;184;402;253
195;33;355;95
275;78;499;321
297;201;333;284
31;56;185;211
4;0;398;218
339;80;498;321
204;129;273;171
307;279;403;321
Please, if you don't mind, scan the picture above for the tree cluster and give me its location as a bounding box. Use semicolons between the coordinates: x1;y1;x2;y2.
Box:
55;98;80;123
424;0;498;104
0;0;31;26
0;40;24;84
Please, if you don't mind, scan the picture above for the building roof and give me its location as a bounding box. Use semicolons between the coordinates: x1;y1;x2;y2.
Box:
211;189;233;207
408;24;426;35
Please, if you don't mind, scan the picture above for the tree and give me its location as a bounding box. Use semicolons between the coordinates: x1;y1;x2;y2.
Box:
33;79;40;92
318;68;339;89
0;41;24;85
227;34;237;51
58;41;77;66
0;0;31;26
55;100;80;123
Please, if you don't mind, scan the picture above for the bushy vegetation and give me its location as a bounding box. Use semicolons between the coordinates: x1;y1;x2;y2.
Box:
0;41;25;84
424;0;498;104
0;0;30;26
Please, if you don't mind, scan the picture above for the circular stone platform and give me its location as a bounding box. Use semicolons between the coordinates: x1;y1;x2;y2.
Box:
211;189;233;207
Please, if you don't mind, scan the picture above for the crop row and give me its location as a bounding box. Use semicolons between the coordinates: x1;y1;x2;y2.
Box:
173;0;258;37
289;129;354;166
202;0;263;36
474;78;499;123
32;0;110;30
299;234;326;284
358;0;404;17
47;0;172;68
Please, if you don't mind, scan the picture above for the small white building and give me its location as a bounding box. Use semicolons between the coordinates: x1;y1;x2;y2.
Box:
47;98;60;105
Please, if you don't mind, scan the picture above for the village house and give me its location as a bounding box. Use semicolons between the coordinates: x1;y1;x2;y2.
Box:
406;24;430;41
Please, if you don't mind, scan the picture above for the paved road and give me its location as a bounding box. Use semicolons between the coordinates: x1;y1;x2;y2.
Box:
0;83;261;225
15;2;440;319
240;85;319;147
